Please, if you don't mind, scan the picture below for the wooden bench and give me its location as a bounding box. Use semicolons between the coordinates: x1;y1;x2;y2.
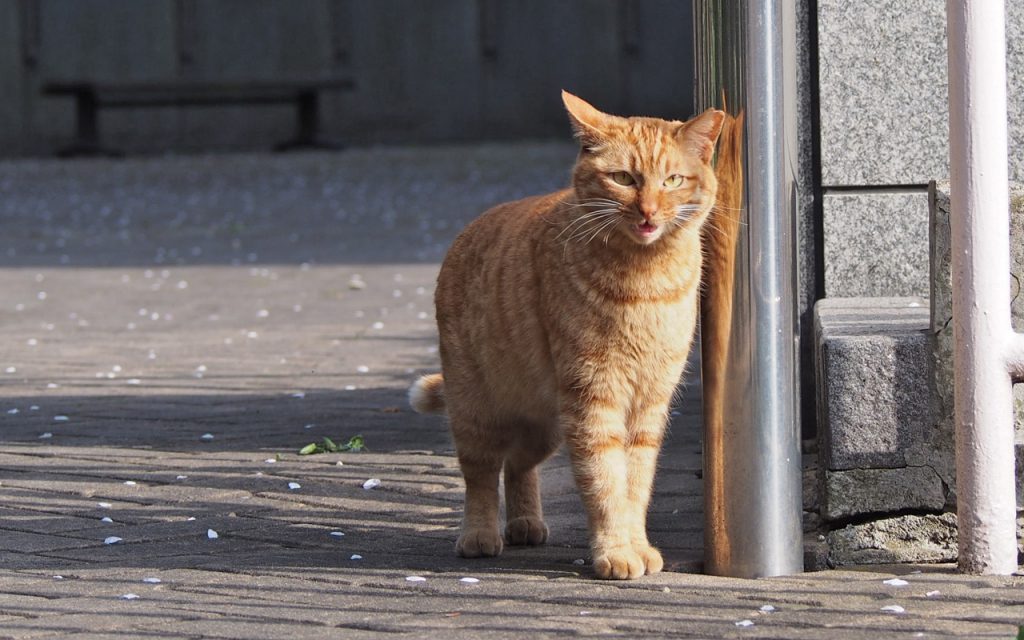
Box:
42;77;356;157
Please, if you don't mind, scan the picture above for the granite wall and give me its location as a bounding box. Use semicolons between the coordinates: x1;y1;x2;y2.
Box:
817;0;1024;298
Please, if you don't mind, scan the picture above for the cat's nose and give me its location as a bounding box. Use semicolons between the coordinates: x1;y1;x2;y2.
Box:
639;201;658;222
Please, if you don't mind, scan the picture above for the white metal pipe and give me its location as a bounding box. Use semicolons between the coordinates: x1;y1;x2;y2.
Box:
946;0;1020;575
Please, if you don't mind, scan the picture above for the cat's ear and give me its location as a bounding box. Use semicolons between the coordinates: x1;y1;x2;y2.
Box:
678;108;726;163
562;90;614;150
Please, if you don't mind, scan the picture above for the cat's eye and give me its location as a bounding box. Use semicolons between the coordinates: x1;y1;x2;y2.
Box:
610;171;636;186
663;174;692;189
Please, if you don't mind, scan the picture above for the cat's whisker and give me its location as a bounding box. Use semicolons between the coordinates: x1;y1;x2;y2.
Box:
556;209;620;241
583;217;621;246
566;216;617;244
564;214;620;247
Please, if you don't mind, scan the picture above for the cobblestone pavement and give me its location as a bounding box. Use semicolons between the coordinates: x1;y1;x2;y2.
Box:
0;147;1022;639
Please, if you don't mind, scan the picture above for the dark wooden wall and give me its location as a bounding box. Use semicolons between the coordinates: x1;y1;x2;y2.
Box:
0;0;695;155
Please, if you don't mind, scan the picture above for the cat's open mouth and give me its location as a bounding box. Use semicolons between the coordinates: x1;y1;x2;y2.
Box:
631;221;661;241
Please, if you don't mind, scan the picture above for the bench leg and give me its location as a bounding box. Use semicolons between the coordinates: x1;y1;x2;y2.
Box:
57;90;123;158
274;90;344;152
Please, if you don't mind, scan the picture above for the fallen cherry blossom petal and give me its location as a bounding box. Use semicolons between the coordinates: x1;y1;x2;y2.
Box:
883;578;909;587
759;605;776;613
735;620;754;628
405;576;427;582
200;433;215;440
330;531;345;538
362;478;381;490
207;529;219;539
880;605;905;614
98;502;112;509
459;577;480;584
142;577;161;584
288;482;301;490
350;554;363;560
100;517;113;523
104;536;123;545
121;593;140;600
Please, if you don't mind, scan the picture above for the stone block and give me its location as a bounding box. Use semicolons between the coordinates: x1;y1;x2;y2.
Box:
823;192;930;299
814;298;932;472
826;513;958;566
817;0;1024;186
822;467;946;522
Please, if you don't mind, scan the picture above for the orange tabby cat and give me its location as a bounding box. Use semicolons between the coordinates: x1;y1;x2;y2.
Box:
410;91;723;580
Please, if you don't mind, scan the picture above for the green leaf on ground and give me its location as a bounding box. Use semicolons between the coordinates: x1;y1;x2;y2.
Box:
298;435;366;455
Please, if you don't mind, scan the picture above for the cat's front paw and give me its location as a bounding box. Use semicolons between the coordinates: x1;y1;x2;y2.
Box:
456;527;504;558
592;546;646;580
505;516;549;546
634;543;664;575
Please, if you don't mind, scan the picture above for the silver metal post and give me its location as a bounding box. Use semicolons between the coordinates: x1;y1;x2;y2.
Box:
694;0;804;578
946;0;1021;575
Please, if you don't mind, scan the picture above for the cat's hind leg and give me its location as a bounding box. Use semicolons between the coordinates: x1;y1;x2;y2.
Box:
454;449;505;558
503;427;559;546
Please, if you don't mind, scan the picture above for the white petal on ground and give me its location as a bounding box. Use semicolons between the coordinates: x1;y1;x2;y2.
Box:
264;458;277;463
288;482;301;490
350;554;363;560
98;502;112;508
405;576;427;582
120;593;140;600
124;481;136;486
330;531;345;537
39;432;52;439
291;391;306;399
926;590;941;597
883;578;909;587
176;475;188;480
200;433;214;440
356;365;370;373
104;536;123;544
362;478;381;490
880;605;906;614
734;620;754;627
142;577;162;584
53;415;69;421
459;577;480;584
759;605;776;613
572;558;585;566
207;529;219;539
100;517;113;523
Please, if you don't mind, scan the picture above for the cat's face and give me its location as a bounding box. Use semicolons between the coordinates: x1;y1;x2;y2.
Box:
563;91;724;247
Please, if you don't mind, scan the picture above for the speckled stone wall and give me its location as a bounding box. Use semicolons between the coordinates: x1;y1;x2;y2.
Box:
818;0;1024;299
823;192;930;298
817;0;1024;187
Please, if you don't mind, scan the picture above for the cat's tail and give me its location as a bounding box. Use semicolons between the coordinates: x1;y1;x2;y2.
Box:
409;373;446;415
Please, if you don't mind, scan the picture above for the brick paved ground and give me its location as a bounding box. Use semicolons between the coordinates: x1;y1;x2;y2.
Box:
0;147;1021;639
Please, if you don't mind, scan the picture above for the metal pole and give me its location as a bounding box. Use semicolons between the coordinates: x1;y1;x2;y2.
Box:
694;0;804;578
946;0;1020;575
